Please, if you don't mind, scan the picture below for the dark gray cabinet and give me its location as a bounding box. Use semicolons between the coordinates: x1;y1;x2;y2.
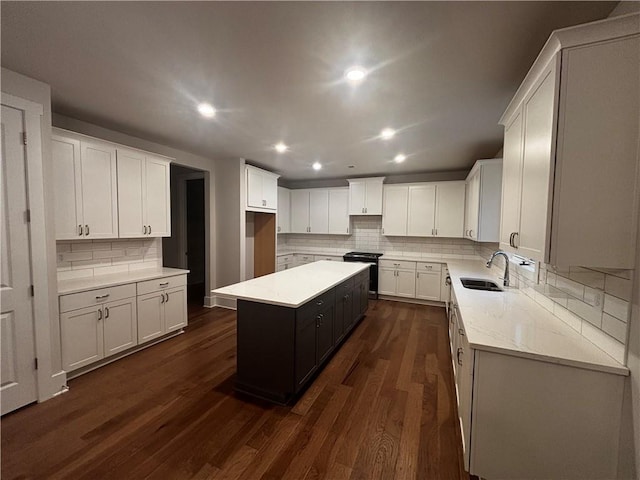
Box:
236;269;368;404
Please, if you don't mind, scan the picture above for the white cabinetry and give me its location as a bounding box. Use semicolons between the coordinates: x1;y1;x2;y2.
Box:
117;147;171;238
246;165;279;212
499;16;639;268
378;259;416;298
277;187;290;233
415;262;442;301
434;182;465;237
382;185;409;236
464;159;502;242
289;188;349;234
59;284;137;371
53;130;118;240
348;177;384;215
137;275;187;343
407;184;436;236
328;188;350;234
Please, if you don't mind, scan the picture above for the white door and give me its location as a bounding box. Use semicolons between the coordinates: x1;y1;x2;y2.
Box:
145;157;171;237
309;189;329;234
103;298;137;357
277;187;290;233
435;182;465;238
1;105;38;414
382;186;408;236
60;306;104;371
407;185;436;236
52;135;83;240
365;180;383;215
80;139;118;238
328;188;349;234
377;268;397;295
416;271;441;301
262;173;278;210
137;292;164;343
500;110;524;250
349;181;367;214
116;148;146;237
165;287;187;332
290;190;310;233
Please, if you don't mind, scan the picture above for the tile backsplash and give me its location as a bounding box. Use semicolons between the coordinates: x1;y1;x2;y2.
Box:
476;242;632;364
56;238;162;281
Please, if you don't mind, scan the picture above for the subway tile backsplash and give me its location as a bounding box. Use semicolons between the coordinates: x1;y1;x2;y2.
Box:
57;238;162;281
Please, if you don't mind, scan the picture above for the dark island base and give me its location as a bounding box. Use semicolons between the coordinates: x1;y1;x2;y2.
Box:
234;268;370;405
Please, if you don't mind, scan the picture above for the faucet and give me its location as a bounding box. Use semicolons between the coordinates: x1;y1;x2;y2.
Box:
486;250;510;287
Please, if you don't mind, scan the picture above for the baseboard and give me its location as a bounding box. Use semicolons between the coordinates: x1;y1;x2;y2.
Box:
203;295;215;308
378;295;446;308
213;295;237;310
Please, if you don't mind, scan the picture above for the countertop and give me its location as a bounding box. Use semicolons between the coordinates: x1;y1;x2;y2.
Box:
58;267;190;295
212;261;369;308
446;260;628;376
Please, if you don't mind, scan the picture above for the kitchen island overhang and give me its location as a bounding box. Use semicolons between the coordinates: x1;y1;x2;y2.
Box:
212;261;371;404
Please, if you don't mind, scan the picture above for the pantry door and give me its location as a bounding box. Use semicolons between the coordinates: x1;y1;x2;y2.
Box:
1;104;37;415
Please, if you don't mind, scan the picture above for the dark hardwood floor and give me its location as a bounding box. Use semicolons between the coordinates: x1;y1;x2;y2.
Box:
1;300;467;479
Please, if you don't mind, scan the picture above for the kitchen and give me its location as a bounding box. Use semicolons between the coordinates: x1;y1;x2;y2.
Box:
1;2;639;479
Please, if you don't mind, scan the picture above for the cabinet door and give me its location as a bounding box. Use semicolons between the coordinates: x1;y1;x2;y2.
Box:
165;286;187;332
349;181;367;215
103;298;137;357
246;167;264;209
466;174;480;240
61;305;104;371
317;307;334;365
309;189;329;234
500;110;524;251
518;63;557;261
350;282;361;330
382;186;408;236
137;292;164;343
365;180;383;215
396;270;417;298
262;173;278;210
145;157;171;237
407;185;436;236
290;190;310;233
416;271;441;301
295;314;318;388
116;148;146;237
80;139;118;238
277;187;290;233
52;135;83;240
328;188;349;234
378;267;397;295
359;278;369;315
435;182;465;238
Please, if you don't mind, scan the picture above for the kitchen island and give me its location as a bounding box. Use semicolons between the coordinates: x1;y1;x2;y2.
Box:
213;261;370;404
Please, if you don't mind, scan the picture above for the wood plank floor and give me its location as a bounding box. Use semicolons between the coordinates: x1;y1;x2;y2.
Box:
1;300;468;480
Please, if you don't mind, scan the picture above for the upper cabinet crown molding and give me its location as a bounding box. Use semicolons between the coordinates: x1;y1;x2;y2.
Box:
246;165;280;213
347;177;385;215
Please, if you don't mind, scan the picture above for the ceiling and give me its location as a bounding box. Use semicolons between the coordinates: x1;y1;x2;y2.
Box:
1;1;617;180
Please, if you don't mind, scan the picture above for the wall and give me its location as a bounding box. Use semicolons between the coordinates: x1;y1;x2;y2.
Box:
53;114;218;304
1;67;63;399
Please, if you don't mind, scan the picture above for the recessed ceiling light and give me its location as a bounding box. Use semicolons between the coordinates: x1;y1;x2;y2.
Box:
312;162;322;171
274;142;288;153
381;128;395;140
394;154;406;163
345;66;367;84
197;102;216;118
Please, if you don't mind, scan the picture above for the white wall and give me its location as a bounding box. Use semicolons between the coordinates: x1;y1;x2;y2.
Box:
1;68;63;399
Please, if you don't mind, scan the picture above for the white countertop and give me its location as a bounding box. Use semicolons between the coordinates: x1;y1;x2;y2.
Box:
58;267;190;295
446;260;628;376
212;261;369;308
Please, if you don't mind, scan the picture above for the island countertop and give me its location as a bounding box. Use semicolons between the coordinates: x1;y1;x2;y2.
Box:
212;261;369;308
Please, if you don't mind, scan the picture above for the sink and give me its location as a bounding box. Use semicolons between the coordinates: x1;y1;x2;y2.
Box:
460;277;503;292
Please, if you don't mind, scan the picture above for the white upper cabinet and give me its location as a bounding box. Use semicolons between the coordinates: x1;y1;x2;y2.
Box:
382;185;409;236
464;159;502;242
117;148;171;238
328;188;350;235
277;187;291;234
290;189;311;233
348;177;384;215
499;15;639;267
246;165;279;212
407;184;436;236
309;189;329;234
434;182;465;238
53;129;118;240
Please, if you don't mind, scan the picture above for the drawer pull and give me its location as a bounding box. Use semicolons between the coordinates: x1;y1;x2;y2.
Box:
159;282;169;287
95;294;110;300
316;300;324;306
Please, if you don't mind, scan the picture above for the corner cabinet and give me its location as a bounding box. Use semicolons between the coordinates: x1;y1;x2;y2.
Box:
246;165;279;212
464;159;502;242
348;177;384;215
117;147;171;238
53;131;119;240
499;16;640;268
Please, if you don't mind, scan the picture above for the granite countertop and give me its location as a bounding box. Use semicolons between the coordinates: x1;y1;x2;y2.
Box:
58;267;190;295
212;261;369;308
446;260;628;376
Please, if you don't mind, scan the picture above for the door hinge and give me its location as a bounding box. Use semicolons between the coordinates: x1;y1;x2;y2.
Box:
25;209;31;223
30;285;34;297
34;358;38;370
22;132;27;145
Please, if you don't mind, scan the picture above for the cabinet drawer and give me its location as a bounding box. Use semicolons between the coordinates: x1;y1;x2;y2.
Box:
137;274;186;296
296;254;314;263
297;288;336;328
277;255;293;265
336;277;355;298
379;259;416;271
416;262;442;273
314;255;343;262
60;283;136;313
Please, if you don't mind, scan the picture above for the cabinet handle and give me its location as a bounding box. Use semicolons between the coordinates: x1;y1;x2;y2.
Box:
105;307;109;319
97;308;103;320
159;282;169;287
95;294;110;300
277;226;281;232
346;227;349;233
316;300;324;306
143;225;147;235
165;293;169;303
458;328;465;336
365;207;367;213
513;232;519;248
457;347;463;366
469;229;473;238
160;293;165;304
78;225;83;236
416;272;419;278
149;225;152;235
445;275;451;286
509;232;514;247
362;208;364;213
85;225;90;236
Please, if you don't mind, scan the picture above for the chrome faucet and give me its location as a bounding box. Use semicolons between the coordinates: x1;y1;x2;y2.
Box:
486;250;510;287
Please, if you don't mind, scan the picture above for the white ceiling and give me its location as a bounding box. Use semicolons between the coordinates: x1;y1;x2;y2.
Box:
1;1;616;180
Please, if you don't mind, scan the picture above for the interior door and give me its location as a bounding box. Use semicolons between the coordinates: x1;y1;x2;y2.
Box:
1;105;38;415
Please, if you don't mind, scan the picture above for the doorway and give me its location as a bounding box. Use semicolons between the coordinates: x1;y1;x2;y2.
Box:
162;165;206;313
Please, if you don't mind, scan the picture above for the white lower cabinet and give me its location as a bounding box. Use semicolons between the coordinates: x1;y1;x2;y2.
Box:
415;262;442;301
137;276;187;343
378;260;416;298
